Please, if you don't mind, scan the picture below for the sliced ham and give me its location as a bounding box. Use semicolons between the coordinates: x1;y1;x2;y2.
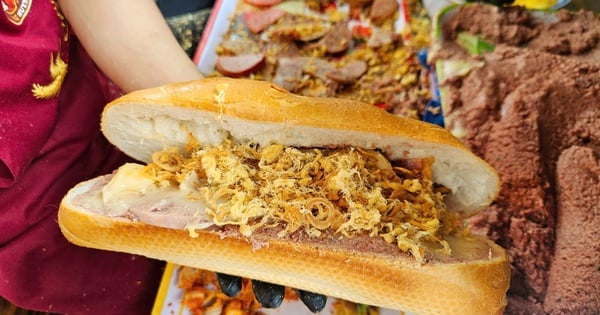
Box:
326;60;368;84
215;53;265;77
321;21;353;54
244;8;286;34
272;57;307;91
370;0;399;24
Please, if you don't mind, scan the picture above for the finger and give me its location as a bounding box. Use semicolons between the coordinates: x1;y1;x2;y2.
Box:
251;280;285;309
216;273;243;297
297;290;328;313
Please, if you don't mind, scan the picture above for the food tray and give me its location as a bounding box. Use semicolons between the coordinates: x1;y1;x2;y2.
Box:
151;263;406;315
190;0;439;120
193;0;410;75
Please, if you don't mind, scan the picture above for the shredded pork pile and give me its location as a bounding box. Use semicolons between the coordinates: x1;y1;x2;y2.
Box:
145;140;458;261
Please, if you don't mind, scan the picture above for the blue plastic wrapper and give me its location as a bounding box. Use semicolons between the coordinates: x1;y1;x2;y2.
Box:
417;48;445;128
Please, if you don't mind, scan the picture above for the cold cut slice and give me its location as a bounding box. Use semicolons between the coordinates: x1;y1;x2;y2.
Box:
244;8;286;34
370;0;399;24
215;53;265;77
321;21;353;54
326;60;368;83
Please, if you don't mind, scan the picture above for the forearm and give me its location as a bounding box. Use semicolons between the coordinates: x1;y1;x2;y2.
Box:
58;0;202;93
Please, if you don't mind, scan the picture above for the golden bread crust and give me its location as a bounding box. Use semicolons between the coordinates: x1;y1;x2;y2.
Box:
59;177;510;315
105;78;461;148
101;77;500;216
57;78;510;314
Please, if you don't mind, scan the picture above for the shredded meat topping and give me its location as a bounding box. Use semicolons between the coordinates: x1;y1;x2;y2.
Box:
145;140;459;261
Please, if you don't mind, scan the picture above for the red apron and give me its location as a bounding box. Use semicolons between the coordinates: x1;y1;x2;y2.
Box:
0;1;163;313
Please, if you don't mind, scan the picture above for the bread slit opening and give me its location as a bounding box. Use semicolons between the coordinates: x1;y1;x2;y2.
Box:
101;138;464;262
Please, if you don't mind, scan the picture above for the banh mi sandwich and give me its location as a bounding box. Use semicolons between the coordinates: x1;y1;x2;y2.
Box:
58;77;510;315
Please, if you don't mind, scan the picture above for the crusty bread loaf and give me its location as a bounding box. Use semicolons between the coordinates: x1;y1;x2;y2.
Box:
58;77;509;315
59;176;509;315
101;77;498;217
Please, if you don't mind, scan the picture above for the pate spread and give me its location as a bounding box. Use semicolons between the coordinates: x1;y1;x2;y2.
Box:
434;3;600;314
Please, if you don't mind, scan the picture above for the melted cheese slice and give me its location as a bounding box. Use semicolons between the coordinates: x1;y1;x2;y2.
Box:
101;163;213;229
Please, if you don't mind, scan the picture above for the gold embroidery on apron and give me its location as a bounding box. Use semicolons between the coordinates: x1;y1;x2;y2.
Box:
32;53;68;99
31;0;69;100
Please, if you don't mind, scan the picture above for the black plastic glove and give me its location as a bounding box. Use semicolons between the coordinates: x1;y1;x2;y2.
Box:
216;273;243;297
216;273;328;312
296;289;328;313
251;280;286;309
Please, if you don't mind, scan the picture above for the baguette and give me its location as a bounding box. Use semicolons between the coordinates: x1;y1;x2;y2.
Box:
58;77;509;315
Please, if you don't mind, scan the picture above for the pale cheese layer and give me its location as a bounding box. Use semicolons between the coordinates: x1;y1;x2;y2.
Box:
100;163;214;230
